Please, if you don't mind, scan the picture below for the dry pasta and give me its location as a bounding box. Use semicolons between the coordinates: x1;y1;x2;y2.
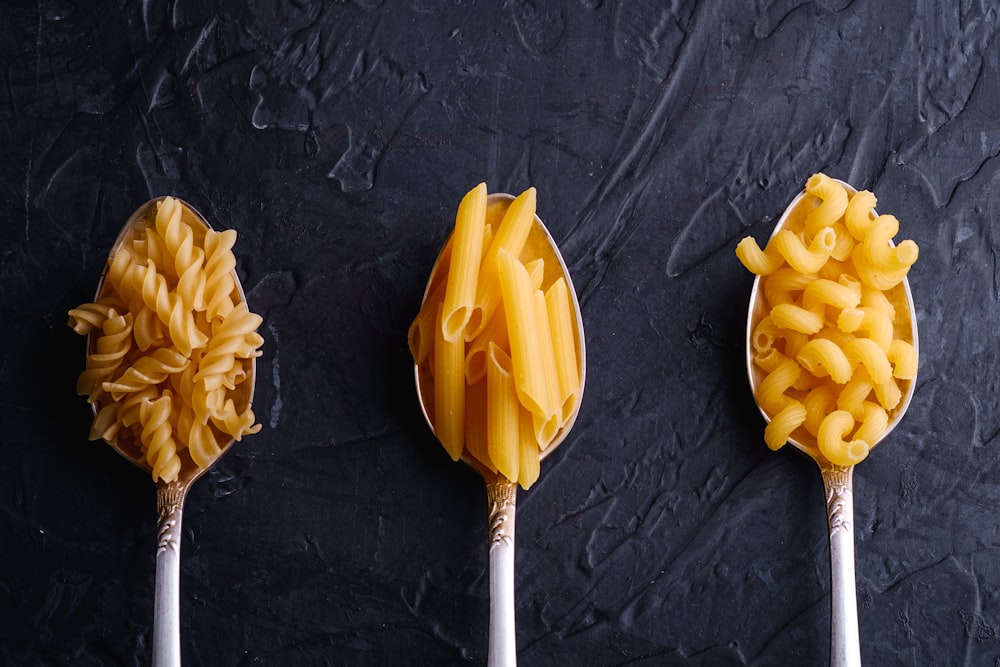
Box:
69;197;262;483
738;173;918;466
410;185;582;490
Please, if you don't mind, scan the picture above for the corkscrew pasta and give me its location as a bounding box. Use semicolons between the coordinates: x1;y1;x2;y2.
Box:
737;173;918;466
410;185;583;490
69;196;262;483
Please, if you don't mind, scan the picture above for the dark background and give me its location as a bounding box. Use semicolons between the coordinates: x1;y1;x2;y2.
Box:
2;1;997;665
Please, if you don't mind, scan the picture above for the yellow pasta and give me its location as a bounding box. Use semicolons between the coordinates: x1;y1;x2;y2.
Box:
517;405;541;489
737;174;918;464
818;410;869;466
796;339;852;384
409;185;582;490
801;277;861;312
804;172;849;235
763;268;815;307
466;187;536;340
770;303;823;334
887;339;918;379
844;189;877;241
464;379;496;473
441;182;487;342
497;248;554;420
464;257;545;384
486;343;519;483
70;196;262;483
545;277;582;426
837;306;892;351
434;303;466;461
764;401;807;451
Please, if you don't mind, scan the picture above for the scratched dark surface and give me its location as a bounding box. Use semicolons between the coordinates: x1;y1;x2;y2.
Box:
2;0;998;665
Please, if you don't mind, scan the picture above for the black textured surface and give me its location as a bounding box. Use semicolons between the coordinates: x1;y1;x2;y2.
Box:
2;1;997;665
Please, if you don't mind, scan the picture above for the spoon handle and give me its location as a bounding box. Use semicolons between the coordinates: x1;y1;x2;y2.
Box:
820;463;862;667
153;483;186;667
486;478;518;667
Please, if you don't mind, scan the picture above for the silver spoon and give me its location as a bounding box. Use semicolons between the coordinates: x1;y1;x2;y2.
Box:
414;192;586;666
745;179;917;666
86;197;257;667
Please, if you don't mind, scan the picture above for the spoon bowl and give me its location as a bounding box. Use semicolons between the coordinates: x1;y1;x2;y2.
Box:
414;191;586;666
85;196;257;667
744;178;918;667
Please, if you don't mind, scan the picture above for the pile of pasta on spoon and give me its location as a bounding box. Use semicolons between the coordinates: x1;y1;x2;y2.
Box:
736;173;918;466
409;183;583;489
68;196;262;483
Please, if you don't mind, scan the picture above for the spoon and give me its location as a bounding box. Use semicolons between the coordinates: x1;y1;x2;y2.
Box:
745;179;917;666
414;192;586;666
87;197;257;667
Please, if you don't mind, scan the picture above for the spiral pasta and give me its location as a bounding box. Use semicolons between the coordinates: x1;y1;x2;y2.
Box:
70;196;262;483
738;173;918;466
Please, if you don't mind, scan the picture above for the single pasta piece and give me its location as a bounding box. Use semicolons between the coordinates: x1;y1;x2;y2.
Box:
804;172;849;235
796;338;852;384
497;248;554;420
517;405;541;489
464;379;496;473
887;339;918;379
801;277;861;312
844;190;877;241
441;183;487;342
764;401;807;451
545;277;581;426
434;303;466;461
486;343;519;483
818;410;869;466
770;303;824;334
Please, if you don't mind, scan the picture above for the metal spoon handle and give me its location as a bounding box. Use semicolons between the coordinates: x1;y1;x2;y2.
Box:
486;479;518;667
821;464;861;667
153;483;186;667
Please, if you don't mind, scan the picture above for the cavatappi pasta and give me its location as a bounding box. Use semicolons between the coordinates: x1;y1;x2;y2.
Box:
69;196;262;483
737;173;917;466
410;184;582;489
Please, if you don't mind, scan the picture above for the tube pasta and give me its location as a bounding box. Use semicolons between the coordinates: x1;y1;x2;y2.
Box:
498;248;554;420
486;343;519;483
409;185;582;490
804;172;849;235
434;303;466;461
466;187;536;340
818;410;869;466
737;174;918;462
441;183;487;342
70;196;262;483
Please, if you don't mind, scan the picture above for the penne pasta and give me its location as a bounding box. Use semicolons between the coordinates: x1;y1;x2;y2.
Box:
441;182;487;342
545;277;582;426
518;405;541;489
466;187;537;340
497;248;554;419
486;343;519;483
434;303;466;460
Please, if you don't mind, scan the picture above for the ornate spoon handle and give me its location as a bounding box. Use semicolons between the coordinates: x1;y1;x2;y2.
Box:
486;478;518;667
820;463;861;667
153;482;187;667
